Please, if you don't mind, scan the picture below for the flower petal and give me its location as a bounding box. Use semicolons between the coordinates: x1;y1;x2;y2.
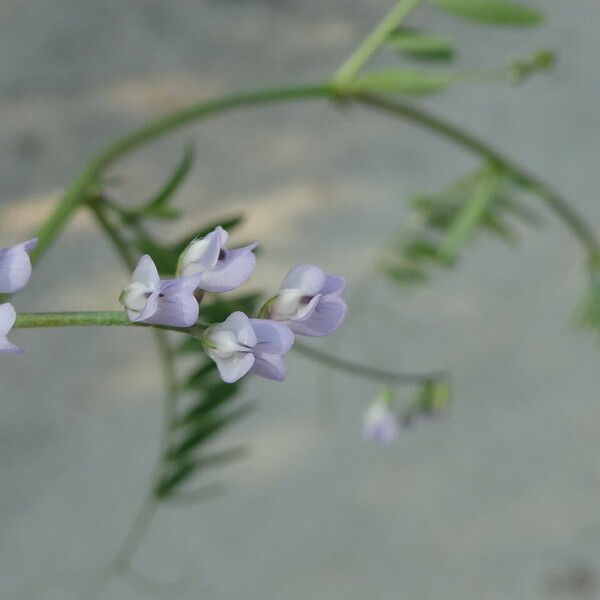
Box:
143;293;199;327
0;239;37;293
131;255;160;289
196;244;257;293
321;275;346;296
280;264;326;296
160;274;202;296
250;353;286;381
217;311;257;347
249;319;294;354
362;403;399;443
288;297;347;337
0;302;16;336
129;292;159;322
214;351;255;383
0;303;21;353
179;226;228;276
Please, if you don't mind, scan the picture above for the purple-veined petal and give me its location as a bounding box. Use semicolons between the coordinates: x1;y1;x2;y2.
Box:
0;238;38;294
249;319;294;354
289;297;347;337
214;351;255;383
196;244;257;293
280;264;326;296
321;274;346;296
250;353;286;381
0;303;22;353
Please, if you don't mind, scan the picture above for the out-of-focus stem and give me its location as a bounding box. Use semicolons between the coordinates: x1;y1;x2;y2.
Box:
333;0;423;86
294;341;447;385
29;84;333;266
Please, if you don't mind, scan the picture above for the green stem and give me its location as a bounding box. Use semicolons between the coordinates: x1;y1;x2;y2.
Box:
15;311;133;328
13;311;193;335
333;0;423;86
29;84;333;266
293;341;447;385
354;93;600;260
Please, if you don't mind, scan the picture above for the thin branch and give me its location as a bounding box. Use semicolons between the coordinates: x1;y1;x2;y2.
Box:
293;341;447;385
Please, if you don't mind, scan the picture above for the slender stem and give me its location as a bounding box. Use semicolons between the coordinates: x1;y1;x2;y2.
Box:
29;84;333;266
15;311;131;328
13;311;191;334
293;341;447;385
354;93;600;259
333;0;423;86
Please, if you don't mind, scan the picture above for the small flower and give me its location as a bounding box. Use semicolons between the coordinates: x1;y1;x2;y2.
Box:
264;264;347;336
177;226;257;293
120;255;201;327
0;238;38;294
362;397;399;444
203;311;294;383
0;303;21;353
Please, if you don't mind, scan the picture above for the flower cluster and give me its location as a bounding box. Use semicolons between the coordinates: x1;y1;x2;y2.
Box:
120;226;347;383
0;239;37;353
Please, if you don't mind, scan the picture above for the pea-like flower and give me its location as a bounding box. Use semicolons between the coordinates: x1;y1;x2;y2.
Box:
0;303;21;353
265;264;347;336
0;238;38;293
203;311;294;383
177;226;257;293
362;399;399;444
120;255;201;327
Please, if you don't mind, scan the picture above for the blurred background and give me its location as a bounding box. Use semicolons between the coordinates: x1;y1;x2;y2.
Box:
1;0;599;598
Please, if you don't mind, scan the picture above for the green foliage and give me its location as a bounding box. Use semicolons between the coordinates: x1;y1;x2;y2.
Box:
153;291;263;499
414;380;451;414
576;262;600;337
438;166;499;263
388;30;454;61
117;144;195;223
383;165;543;284
430;0;542;26
155;356;254;498
510;49;557;83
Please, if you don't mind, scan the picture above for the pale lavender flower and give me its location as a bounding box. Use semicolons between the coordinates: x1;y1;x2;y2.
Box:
203;311;294;383
0;238;38;293
362;399;399;444
177;226;257;293
0;303;21;353
120;255;201;327
266;264;347;336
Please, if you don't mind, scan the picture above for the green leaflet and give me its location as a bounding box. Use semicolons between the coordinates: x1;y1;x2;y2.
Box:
438;166;499;263
430;0;542;26
382;165;544;286
388;31;454;61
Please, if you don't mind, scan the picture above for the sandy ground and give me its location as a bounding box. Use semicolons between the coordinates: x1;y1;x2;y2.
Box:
1;0;600;598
